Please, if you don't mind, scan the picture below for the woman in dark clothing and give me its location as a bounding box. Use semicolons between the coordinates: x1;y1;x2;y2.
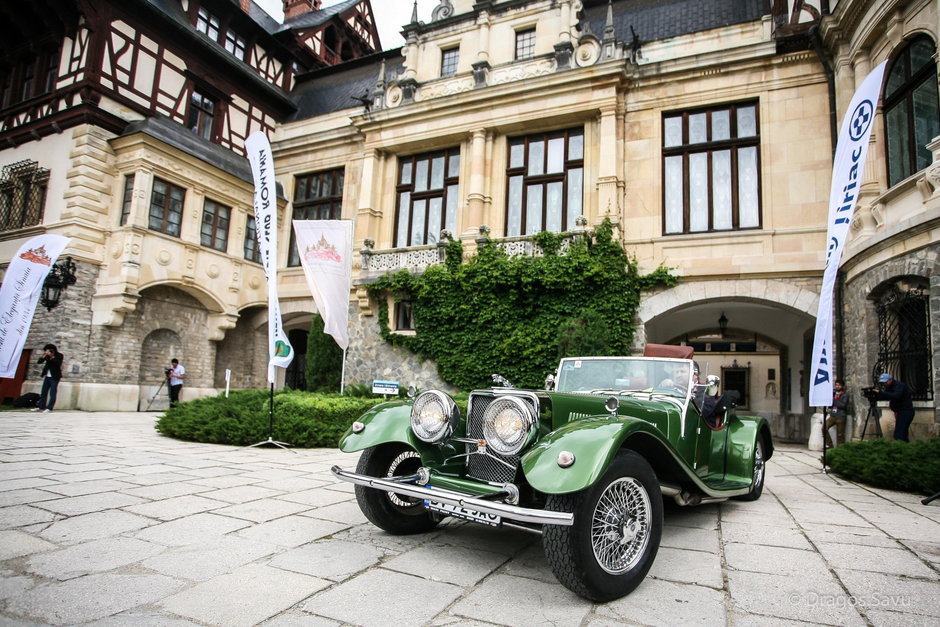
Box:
34;344;63;413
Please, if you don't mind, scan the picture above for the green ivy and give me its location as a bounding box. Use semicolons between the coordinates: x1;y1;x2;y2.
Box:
367;219;676;390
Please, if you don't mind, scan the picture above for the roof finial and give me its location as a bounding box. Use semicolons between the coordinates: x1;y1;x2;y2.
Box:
411;0;419;25
604;0;615;41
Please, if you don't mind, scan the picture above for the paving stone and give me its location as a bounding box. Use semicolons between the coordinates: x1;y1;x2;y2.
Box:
0;572;36;603
0;489;63;508
721;521;811;549
37;510;155;545
116;472;198;486
304;500;367;525
662;523;721;552
198;485;283;504
188;475;261;489
122;494;227;521
595;577;727;626
268;539;385;581
303;569;462;627
0;505;58;529
859;511;940;541
663;504;720;529
83;609;204;626
724;544;831;578
24;537;165;580
898;539;940;567
815;541;938;578
0;530;57;560
727;570;866;625
649;545;724;588
141;536;278;581
835;568;940;619
799;522;898;548
5;572;184;625
276;487;352;508
259;612;340;627
500;543;556;583
450;573;591;626
159;563;329;627
236;515;349;548
383;543;509;586
119;482;213;500
33;492;144;517
132;512;252;546
0;477;60;492
210;497;311;523
43;470;128;483
39;479;138;497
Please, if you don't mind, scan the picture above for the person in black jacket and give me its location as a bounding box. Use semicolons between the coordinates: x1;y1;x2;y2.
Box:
824;380;849;447
875;372;914;442
33;344;64;413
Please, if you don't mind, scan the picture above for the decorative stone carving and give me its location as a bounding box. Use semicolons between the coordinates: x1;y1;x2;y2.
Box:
431;0;454;21
576;37;601;67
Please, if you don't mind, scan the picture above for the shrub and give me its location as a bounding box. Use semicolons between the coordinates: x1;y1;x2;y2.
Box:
155;389;387;448
306;313;343;392
827;438;940;495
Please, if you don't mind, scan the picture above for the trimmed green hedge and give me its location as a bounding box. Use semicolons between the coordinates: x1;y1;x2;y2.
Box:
155;390;388;448
827;438;940;495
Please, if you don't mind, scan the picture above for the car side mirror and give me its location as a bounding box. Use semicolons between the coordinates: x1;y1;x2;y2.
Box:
544;373;556;391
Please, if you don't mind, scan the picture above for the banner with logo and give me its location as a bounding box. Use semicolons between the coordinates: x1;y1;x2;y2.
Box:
245;131;293;383
809;61;887;407
0;234;70;378
292;220;353;350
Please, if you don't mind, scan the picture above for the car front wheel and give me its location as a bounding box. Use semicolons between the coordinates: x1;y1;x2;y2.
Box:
734;437;766;501
355;443;439;535
543;450;663;602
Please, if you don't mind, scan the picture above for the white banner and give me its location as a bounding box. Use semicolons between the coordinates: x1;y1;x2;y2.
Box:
0;234;70;378
809;61;887;406
293;220;353;350
245;131;293;383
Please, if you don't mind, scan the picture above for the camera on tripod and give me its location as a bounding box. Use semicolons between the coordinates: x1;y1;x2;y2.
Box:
860;386;880;403
164;368;172;377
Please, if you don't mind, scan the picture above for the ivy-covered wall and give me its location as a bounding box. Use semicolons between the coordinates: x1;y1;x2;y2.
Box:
367;220;676;391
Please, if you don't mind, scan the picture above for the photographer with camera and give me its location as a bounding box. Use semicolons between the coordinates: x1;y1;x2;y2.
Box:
166;358;185;408
874;372;914;442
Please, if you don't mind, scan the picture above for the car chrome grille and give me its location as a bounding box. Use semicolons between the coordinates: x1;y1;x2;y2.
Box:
465;393;533;484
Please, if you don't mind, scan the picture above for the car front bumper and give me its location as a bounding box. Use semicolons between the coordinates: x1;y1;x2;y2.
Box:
331;465;574;527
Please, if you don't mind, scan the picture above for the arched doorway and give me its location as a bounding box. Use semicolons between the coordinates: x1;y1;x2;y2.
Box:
139;329;182;411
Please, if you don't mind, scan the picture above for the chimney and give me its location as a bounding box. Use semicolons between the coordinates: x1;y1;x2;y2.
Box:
283;0;321;20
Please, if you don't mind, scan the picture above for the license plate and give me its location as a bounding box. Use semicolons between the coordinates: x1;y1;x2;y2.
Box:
423;499;501;527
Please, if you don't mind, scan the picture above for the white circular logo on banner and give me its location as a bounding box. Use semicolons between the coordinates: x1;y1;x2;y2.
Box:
849;100;874;141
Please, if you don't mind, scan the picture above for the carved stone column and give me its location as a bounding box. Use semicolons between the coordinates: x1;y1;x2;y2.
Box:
596;104;624;223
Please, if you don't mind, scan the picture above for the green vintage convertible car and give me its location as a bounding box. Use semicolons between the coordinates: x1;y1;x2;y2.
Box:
331;345;773;601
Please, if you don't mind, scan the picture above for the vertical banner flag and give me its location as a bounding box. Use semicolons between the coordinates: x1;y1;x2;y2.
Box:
0;234;70;378
245;131;293;383
292;220;353;350
809;61;887;407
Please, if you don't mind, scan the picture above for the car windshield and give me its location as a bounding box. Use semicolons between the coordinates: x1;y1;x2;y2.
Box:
555;357;694;398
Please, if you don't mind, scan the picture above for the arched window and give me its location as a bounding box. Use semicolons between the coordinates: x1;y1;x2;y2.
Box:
872;278;932;400
884;35;940;187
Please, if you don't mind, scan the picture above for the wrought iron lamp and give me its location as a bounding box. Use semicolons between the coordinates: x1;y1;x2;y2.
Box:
718;312;728;337
40;256;77;311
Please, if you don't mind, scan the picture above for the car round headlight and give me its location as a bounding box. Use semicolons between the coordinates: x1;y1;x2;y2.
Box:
411;391;459;443
482;396;537;455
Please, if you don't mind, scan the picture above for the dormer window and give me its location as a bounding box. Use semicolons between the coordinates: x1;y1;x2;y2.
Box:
515;28;536;60
187;89;216;140
225;31;247;60
196;8;220;41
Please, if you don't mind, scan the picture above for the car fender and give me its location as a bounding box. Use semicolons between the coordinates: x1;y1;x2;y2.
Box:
338;400;437;459
724;415;774;483
520;416;668;494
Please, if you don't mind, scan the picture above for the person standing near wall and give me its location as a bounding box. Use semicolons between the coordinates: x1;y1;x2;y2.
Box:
875;373;914;442
824;379;848;446
167;358;185;408
32;344;63;413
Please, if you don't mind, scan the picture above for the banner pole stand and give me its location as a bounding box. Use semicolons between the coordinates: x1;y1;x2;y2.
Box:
244;380;295;453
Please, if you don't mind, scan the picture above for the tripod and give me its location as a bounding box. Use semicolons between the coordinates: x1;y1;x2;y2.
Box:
923;492;940;506
859;399;882;439
145;376;169;411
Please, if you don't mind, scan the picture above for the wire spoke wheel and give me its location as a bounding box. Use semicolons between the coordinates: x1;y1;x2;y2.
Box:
591;477;652;574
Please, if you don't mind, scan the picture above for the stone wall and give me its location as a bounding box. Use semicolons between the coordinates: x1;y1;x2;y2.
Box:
214;307;268;389
344;301;457;393
841;244;940;441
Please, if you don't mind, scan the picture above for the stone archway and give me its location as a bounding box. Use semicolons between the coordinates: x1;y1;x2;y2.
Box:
138;328;182;410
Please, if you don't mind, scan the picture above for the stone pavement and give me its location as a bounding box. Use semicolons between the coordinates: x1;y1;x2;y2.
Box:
0;410;938;627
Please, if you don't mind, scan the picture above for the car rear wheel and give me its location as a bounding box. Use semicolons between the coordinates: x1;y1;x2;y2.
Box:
734;437;765;501
543;450;662;602
355;443;439;535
